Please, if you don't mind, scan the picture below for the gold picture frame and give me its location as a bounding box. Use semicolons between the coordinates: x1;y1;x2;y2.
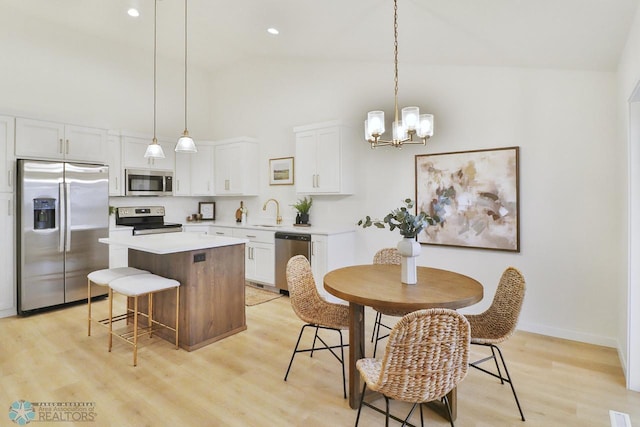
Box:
269;157;294;185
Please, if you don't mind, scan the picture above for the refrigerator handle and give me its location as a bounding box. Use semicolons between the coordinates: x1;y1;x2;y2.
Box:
59;183;65;253
65;182;71;252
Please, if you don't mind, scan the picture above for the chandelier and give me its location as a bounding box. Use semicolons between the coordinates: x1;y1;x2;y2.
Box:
175;0;197;153
364;0;434;149
144;0;164;159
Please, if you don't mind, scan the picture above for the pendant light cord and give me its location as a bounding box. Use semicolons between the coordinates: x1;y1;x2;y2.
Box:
153;0;157;142
184;0;188;133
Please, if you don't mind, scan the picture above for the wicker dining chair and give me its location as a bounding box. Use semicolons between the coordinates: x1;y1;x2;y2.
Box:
370;248;409;357
283;255;350;398
355;308;470;427
465;267;526;421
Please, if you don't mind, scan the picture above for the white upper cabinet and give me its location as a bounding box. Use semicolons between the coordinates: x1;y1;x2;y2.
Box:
107;133;123;196
294;120;355;195
214;137;258;196
15;118;107;163
175;142;215;196
0;116;15;193
122;135;175;171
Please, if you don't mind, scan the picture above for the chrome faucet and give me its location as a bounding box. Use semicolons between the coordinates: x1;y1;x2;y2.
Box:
263;198;282;224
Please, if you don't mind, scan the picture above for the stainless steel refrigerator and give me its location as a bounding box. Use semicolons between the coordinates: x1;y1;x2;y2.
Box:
17;159;109;313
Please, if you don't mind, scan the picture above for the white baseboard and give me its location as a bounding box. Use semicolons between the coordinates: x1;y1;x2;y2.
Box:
518;321;618;348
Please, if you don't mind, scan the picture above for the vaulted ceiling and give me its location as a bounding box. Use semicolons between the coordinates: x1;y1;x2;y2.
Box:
2;0;638;72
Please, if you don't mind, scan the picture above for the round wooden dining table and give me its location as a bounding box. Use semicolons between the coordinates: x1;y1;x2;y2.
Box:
324;264;484;417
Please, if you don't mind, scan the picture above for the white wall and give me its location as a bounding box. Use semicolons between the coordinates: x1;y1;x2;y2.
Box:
209;59;624;347
0;2;629;350
617;0;640;391
0;4;211;138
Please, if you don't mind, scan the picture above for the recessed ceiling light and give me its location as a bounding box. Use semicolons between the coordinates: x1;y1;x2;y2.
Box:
127;8;140;17
267;28;279;35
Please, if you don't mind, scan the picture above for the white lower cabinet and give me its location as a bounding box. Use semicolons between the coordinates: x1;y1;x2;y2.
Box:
109;228;132;268
232;228;275;286
182;225;210;234
311;232;355;303
0;193;15;317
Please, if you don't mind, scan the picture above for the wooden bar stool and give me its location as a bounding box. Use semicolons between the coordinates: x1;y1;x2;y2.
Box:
108;274;180;367
87;267;150;336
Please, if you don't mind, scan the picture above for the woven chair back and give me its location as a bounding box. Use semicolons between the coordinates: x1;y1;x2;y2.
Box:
374;308;470;403
286;255;328;325
483;267;526;341
373;248;401;265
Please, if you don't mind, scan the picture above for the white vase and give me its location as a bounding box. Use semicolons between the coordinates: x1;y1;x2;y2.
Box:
397;237;421;285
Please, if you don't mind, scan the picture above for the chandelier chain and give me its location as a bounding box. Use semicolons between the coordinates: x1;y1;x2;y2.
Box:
393;0;399;126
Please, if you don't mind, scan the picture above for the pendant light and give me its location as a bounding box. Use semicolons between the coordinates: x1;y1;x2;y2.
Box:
175;0;197;153
144;0;165;159
364;0;434;149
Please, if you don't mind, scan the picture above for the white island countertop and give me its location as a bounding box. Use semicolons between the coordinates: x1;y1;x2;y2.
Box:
99;233;249;255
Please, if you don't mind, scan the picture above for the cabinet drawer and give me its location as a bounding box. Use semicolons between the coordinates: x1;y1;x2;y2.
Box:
232;228;274;244
210;227;232;237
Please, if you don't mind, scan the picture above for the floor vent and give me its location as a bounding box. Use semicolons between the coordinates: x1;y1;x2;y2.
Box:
610;410;632;427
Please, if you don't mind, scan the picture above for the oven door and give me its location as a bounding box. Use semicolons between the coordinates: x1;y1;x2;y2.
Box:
125;169;173;196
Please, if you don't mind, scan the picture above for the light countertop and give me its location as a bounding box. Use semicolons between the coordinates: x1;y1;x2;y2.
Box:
181;221;355;236
99;233;248;254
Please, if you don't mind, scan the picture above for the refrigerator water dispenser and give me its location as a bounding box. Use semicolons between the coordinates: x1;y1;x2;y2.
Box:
33;198;56;230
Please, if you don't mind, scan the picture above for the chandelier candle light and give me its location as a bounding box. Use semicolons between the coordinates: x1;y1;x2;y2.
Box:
175;0;197;153
365;0;434;148
144;0;165;159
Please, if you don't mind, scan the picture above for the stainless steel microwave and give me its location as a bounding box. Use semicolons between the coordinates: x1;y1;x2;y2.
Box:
125;169;173;196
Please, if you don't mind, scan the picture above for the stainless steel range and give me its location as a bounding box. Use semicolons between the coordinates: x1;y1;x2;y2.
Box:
116;206;183;235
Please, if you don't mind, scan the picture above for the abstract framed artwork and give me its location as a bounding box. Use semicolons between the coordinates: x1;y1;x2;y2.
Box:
269;157;294;185
415;146;520;252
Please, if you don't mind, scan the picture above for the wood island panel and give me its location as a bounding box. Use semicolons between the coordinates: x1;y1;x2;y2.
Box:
128;243;246;351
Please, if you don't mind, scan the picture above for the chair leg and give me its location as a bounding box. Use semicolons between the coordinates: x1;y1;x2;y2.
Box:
385;396;390;427
310;325;320;358
354;383;368;427
87;279;92;336
443;395;455;427
133;295;138;367
470;343;525;421
108;288;113;351
493;344;525;421
148;293;153;338
338;329;346;399
284;324;307;381
371;311;381;343
174;287;180;349
401;403;418;427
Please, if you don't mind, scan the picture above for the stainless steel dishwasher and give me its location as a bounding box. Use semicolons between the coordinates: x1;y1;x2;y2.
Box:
275;232;311;292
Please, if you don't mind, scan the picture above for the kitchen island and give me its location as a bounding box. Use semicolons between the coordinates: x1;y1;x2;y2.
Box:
99;233;248;351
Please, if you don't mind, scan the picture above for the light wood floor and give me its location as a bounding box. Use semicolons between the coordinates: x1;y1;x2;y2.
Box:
1;295;639;427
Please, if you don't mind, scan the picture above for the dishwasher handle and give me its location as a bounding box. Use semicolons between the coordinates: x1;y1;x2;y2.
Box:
275;232;311;242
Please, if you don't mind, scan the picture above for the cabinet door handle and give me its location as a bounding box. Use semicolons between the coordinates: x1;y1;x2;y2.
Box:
7;199;11;216
225;179;230;191
59;138;64;154
115;177;118;190
66;139;70;154
311;241;315;256
246;235;257;238
7;170;11;188
316;174;319;188
215;232;225;235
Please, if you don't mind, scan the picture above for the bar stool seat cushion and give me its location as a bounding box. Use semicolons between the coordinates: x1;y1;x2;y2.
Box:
88;267;150;286
110;274;180;297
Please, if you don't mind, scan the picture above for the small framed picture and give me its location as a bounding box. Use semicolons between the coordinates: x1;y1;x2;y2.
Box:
269;157;294;185
198;202;215;220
